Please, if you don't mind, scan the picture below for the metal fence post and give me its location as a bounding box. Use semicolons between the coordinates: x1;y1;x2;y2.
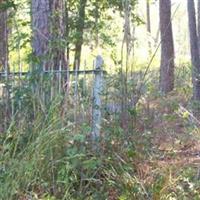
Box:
91;55;104;148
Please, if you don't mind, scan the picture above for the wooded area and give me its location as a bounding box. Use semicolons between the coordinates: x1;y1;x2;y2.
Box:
1;0;200;199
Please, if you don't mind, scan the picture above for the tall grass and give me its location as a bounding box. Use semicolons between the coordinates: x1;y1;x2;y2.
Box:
0;70;149;200
1;65;199;200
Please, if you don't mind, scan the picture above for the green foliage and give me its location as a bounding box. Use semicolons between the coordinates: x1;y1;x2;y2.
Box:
0;73;145;199
0;0;16;10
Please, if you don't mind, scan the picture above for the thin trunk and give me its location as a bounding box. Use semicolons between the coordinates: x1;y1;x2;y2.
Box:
154;25;160;48
187;0;200;102
95;0;99;48
146;0;152;55
50;0;66;70
73;0;87;70
65;1;70;61
0;7;8;72
198;0;200;55
159;0;175;94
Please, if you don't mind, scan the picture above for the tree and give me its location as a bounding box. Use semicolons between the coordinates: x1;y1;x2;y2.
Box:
49;0;66;70
159;0;175;94
65;1;70;60
73;0;87;70
187;0;200;102
0;2;8;72
198;0;200;55
31;0;51;69
31;0;66;70
146;0;152;56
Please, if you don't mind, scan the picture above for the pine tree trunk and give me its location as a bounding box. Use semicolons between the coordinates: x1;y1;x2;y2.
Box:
159;0;175;94
32;0;66;70
31;0;51;69
188;0;200;102
0;7;8;72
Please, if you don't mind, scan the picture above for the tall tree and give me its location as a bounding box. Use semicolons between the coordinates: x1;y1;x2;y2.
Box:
31;0;51;69
50;0;66;69
187;0;200;102
0;2;8;72
73;0;87;70
31;0;66;70
159;0;175;94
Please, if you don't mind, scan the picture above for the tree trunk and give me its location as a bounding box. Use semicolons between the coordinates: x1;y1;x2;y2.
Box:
31;0;51;69
32;0;66;70
188;0;200;102
49;0;66;70
159;0;175;94
73;0;87;70
94;0;99;48
65;1;70;61
146;0;152;55
0;6;8;72
198;0;200;55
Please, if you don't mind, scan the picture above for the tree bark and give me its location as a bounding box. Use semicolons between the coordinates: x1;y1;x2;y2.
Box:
32;0;66;70
0;5;8;72
73;0;87;70
31;0;51;69
188;0;200;102
49;0;66;70
159;0;175;94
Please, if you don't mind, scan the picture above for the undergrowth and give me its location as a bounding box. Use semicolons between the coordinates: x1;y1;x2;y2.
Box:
1;65;200;200
0;94;148;200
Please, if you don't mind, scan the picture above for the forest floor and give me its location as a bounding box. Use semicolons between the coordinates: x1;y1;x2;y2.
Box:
135;90;200;188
